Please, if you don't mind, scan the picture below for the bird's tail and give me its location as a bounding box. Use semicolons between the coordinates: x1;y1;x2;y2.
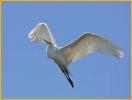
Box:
58;64;74;88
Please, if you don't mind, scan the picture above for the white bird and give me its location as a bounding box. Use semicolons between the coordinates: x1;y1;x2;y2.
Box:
28;22;124;88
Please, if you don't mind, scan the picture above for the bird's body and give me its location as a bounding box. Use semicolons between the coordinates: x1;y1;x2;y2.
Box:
47;44;67;72
28;22;124;88
46;44;74;87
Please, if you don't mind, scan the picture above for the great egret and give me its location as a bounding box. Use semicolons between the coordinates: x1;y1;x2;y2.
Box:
28;22;124;88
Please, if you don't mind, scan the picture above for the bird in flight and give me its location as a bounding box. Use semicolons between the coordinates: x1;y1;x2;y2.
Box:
28;22;124;88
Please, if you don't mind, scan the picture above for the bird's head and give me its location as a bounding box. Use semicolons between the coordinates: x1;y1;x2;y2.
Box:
43;39;52;45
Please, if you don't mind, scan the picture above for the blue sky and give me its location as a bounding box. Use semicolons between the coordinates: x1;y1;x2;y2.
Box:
2;2;130;98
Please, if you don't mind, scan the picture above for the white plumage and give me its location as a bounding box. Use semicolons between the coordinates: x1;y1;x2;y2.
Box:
28;22;124;88
28;23;56;45
62;33;124;64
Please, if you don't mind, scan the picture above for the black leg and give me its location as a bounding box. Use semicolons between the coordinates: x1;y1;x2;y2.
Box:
57;64;74;88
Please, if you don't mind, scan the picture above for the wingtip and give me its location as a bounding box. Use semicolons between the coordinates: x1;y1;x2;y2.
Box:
117;50;124;59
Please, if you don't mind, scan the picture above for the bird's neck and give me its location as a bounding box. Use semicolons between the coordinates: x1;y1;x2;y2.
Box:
47;43;57;49
48;44;53;48
46;44;58;57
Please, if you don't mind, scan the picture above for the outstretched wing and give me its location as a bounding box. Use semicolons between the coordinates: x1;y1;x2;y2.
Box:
28;22;57;45
61;32;124;64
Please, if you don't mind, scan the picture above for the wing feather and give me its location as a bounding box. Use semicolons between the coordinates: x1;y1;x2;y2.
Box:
28;23;57;45
61;32;124;64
